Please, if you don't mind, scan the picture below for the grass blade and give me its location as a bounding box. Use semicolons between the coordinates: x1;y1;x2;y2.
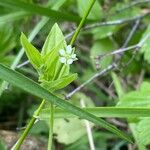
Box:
0;0;83;23
0;63;133;143
0;11;30;23
38;107;150;119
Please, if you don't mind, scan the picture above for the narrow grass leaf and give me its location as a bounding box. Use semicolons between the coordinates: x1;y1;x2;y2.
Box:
0;0;82;23
38;107;150;119
0;63;133;143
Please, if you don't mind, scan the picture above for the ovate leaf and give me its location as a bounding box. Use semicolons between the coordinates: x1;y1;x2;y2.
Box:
41;23;66;55
117;81;150;147
21;33;42;70
117;82;150;107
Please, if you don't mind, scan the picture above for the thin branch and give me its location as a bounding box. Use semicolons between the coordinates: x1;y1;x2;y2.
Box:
65;63;117;99
17;13;149;69
122;19;140;48
94;80;116;99
117;0;150;12
84;13;148;30
96;44;139;59
66;23;150;99
65;12;149;40
17;60;29;68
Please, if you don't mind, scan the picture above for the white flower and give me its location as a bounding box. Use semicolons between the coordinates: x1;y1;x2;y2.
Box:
59;45;77;65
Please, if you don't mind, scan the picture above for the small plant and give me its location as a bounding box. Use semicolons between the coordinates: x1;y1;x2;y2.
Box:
20;24;78;149
2;0;150;150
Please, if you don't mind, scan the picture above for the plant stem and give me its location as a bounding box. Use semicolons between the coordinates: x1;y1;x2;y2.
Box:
47;103;54;150
69;0;96;45
12;99;46;150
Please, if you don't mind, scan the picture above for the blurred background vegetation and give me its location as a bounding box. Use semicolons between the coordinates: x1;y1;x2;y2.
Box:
1;0;150;149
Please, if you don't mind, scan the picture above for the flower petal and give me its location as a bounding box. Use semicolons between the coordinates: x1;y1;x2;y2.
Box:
60;57;67;63
71;54;76;59
59;49;65;56
66;45;72;54
67;59;73;65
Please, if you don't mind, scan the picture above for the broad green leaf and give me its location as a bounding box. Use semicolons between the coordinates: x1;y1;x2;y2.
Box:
0;23;16;55
21;33;42;70
117;82;150;147
117;82;150;107
90;39;114;70
41;23;66;55
47;93;94;144
111;72;124;99
140;24;150;64
92;26;117;40
135;118;150;146
77;0;102;20
108;2;141;21
0;63;133;143
40;23;69;81
53;118;88;144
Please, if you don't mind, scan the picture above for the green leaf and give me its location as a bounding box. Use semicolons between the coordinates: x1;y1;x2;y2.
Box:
0;11;30;23
0;23;16;55
111;72;124;99
41;23;66;55
0;0;83;23
20;32;42;70
117;81;150;147
117;82;150;107
136;118;150;146
53;118;89;144
140;24;150;64
42;93;94;144
40;23;69;81
41;73;77;91
0;140;6;150
0;63;133;143
90;39;114;70
77;0;102;20
38;107;150;119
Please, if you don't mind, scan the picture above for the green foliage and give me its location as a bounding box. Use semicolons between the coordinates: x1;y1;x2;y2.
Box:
77;0;102;20
117;82;150;108
41;93;94;144
0;0;83;23
0;64;133;143
21;33;42;70
140;24;150;64
21;23;77;91
117;82;150;148
90;38;114;69
1;0;150;149
111;72;124;99
0;140;6;150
